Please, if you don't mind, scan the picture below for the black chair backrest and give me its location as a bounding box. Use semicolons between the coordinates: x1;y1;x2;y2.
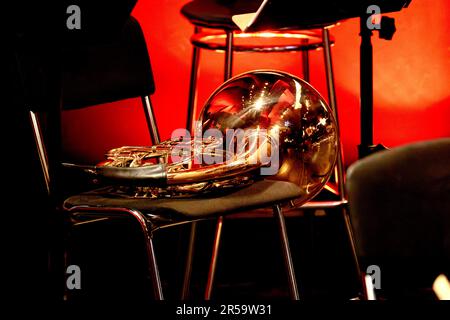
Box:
12;14;157;195
347;138;450;295
62;16;155;110
10;1;138;47
15;15;154;112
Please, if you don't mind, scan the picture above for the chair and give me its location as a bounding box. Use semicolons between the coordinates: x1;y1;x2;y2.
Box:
346;138;450;299
22;16;305;300
17;15;160;298
180;0;357;299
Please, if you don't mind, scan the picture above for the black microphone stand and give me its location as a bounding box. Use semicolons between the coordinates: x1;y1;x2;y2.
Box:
358;14;396;158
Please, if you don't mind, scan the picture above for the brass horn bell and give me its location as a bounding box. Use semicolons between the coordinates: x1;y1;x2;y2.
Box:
86;70;338;205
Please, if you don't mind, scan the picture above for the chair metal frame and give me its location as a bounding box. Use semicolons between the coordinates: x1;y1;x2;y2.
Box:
30;93;163;300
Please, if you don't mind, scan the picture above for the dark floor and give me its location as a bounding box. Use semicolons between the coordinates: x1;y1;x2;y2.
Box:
64;204;361;302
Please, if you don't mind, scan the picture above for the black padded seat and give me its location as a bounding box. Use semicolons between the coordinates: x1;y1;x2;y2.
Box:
64;179;302;219
181;0;262;30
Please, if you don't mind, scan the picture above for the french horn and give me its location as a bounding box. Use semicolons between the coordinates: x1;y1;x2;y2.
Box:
79;70;338;205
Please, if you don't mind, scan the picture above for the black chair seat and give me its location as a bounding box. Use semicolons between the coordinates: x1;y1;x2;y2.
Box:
64;179;302;219
181;0;262;30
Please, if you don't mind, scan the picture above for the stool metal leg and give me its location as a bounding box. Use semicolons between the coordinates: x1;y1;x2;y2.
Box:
187;29;233;302
273;205;300;300
322;27;345;200
183;26;203;298
187;26;202;131
323;27;363;296
224;30;234;81
205;216;224;300
181;221;197;300
301;39;310;82
203;30;233;301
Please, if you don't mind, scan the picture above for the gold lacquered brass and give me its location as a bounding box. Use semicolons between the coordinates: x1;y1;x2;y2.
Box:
97;70;338;203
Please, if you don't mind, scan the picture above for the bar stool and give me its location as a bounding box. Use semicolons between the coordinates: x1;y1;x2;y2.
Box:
181;0;344;199
178;1;358;300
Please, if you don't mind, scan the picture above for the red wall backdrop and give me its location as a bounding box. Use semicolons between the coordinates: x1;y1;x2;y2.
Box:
62;0;450;166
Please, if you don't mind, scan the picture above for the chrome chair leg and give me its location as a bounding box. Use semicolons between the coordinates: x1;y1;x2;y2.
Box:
125;209;164;300
273;205;300;300
67;207;164;300
342;207;361;275
29;110;51;195
146;233;164;300
342;206;364;297
141;95;160;145
205;216;224;300
181;222;198;300
62;218;72;301
363;273;377;300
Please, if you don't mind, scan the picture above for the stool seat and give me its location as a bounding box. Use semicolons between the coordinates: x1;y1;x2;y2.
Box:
181;0;339;31
181;0;262;30
64;179;302;220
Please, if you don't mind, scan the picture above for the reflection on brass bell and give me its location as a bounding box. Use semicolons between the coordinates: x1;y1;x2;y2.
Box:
82;70;338;203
